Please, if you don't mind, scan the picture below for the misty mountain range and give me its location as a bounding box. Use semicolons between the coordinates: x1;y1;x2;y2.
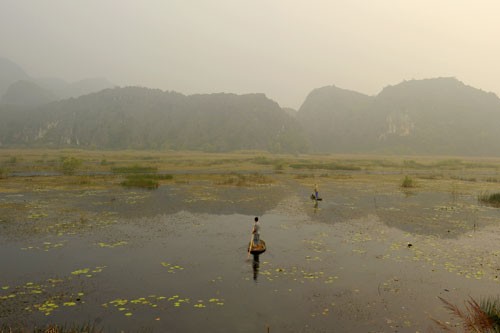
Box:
0;57;114;105
2;57;500;156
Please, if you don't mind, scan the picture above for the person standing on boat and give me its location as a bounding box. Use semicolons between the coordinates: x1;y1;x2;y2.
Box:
252;217;260;245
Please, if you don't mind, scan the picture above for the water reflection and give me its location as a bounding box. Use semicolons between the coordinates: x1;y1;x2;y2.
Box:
252;254;260;281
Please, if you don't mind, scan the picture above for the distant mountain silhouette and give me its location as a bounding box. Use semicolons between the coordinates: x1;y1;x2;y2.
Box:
35;77;115;99
2;60;500;157
0;87;309;153
1;80;57;106
0;57;114;103
298;78;500;155
0;57;30;97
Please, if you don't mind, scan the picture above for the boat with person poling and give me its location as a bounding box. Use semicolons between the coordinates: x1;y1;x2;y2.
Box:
248;239;266;255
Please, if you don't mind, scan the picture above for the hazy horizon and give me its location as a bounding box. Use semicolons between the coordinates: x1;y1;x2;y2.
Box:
1;0;500;109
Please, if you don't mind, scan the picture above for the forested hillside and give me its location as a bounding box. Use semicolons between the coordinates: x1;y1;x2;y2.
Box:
298;78;500;155
0;87;309;153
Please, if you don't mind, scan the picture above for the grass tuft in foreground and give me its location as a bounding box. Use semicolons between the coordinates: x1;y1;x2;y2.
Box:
434;296;500;332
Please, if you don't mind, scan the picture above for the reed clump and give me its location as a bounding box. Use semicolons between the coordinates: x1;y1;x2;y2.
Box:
401;175;416;188
478;192;500;207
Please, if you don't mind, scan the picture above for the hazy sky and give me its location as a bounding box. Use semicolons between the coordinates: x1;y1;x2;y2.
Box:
1;0;500;108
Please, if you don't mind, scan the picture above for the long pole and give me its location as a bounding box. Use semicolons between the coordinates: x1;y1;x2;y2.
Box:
247;228;254;259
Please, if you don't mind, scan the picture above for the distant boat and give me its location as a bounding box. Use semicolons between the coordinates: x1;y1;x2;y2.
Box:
248;239;266;255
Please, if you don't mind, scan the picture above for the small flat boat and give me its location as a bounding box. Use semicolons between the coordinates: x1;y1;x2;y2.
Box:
248;239;266;255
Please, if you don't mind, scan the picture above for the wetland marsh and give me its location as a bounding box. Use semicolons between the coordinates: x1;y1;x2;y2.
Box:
1;150;500;332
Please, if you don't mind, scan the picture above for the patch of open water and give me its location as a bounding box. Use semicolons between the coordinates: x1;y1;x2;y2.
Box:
1;185;500;332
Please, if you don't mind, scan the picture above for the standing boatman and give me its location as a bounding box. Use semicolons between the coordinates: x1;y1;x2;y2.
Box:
252;217;260;245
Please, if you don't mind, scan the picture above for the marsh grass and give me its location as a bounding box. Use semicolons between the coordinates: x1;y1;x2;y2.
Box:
59;156;83;175
417;174;442;180
217;173;271;186
294;174;313;179
434;297;500;332
401;175;416;188
111;165;157;174
289;162;361;171
451;175;477;182
6;156;18;164
478;192;500;207
121;174;173;189
74;176;92;185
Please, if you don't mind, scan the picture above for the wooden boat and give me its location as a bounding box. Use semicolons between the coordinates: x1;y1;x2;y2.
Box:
248;239;266;255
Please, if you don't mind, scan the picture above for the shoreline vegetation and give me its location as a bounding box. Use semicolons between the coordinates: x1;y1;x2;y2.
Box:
1;148;500;193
